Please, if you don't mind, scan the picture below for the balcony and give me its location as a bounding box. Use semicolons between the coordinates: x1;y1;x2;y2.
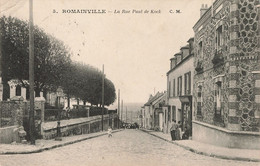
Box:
195;61;203;73
212;49;224;66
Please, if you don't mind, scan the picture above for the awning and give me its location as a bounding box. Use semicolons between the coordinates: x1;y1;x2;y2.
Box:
179;95;192;103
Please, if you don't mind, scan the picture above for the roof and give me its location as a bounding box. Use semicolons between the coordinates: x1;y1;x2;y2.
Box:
187;37;194;42
167;53;194;75
144;92;165;106
181;44;189;49
174;52;182;56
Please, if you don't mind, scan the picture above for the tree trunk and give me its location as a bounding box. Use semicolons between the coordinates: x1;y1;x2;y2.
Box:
67;96;70;107
77;99;79;105
83;101;86;105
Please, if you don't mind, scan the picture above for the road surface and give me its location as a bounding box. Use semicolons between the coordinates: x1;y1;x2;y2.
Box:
0;129;258;166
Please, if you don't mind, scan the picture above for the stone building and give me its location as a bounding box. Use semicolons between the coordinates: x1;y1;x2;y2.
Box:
192;0;260;149
166;38;194;135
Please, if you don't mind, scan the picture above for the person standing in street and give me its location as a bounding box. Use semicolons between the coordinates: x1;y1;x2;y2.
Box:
170;120;178;141
108;126;112;137
176;121;182;140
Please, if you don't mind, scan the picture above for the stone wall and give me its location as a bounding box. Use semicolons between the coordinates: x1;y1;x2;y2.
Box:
193;0;259;132
227;0;260;131
41;114;119;139
0;101;24;127
193;120;260;149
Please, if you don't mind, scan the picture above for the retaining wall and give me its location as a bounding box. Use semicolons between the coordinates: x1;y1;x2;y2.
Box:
42;114;118;139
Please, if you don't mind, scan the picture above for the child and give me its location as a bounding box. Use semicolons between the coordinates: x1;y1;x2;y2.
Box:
107;127;112;137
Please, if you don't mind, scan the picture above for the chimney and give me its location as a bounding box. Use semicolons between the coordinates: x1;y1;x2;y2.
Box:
200;4;208;17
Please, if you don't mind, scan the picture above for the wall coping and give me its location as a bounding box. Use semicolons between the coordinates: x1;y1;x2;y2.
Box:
0;125;19;131
192;120;260;136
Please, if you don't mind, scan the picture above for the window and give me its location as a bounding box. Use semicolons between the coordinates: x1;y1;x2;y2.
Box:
172;106;176;121
184;72;191;95
198;41;203;57
216;25;223;51
197;85;202;116
168;107;171;122
168;81;171;97
173;79;176;97
16;85;21;96
215;82;222;117
165;109;167;122
177;76;182;96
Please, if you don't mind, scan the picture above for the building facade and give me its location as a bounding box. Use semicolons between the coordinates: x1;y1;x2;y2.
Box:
143;92;166;130
192;0;260;149
166;38;194;136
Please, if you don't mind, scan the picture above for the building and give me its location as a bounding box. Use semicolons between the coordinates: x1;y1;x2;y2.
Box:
151;92;167;131
143;92;166;130
139;106;145;128
192;0;260;149
166;38;194;135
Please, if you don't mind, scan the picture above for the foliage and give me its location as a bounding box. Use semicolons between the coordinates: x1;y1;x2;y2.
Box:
61;62;116;106
0;16;71;96
1;16;116;106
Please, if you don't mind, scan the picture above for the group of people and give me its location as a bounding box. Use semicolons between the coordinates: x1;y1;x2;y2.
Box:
170;120;190;141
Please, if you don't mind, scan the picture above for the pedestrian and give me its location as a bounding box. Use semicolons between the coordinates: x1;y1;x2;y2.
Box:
108;126;112;137
176;121;182;140
182;127;190;140
66;107;70;120
170;120;178;141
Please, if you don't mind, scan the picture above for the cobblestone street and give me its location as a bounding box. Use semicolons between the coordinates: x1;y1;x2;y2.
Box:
0;130;258;166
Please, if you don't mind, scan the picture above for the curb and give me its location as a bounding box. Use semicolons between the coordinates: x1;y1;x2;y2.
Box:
140;129;260;163
0;129;123;155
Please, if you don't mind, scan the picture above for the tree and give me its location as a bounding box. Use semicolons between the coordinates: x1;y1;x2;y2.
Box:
0;16;71;97
1;15;116;106
61;62;116;107
104;78;116;106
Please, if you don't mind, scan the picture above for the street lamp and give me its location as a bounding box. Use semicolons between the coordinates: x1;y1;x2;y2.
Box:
55;87;63;141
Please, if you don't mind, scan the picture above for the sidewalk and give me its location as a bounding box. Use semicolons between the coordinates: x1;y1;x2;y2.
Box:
0;129;123;155
141;129;260;162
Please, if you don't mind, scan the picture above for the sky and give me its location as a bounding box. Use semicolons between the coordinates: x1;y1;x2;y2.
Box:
0;0;212;104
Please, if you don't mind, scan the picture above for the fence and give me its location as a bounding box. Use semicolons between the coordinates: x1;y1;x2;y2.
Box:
0;101;24;128
44;107;115;122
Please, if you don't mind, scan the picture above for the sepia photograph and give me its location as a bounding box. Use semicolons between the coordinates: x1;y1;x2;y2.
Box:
0;0;259;165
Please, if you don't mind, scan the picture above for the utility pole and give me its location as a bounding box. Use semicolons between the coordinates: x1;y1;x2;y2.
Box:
121;100;123;122
126;106;127;124
117;89;120;128
131;111;132;124
101;64;104;131
29;0;35;145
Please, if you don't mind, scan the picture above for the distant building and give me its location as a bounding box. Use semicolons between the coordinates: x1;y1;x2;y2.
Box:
143;92;166;130
192;0;260;149
166;38;194;135
140;106;145;128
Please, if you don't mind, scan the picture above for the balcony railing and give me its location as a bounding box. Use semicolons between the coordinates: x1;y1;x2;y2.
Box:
195;61;203;72
212;49;224;66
